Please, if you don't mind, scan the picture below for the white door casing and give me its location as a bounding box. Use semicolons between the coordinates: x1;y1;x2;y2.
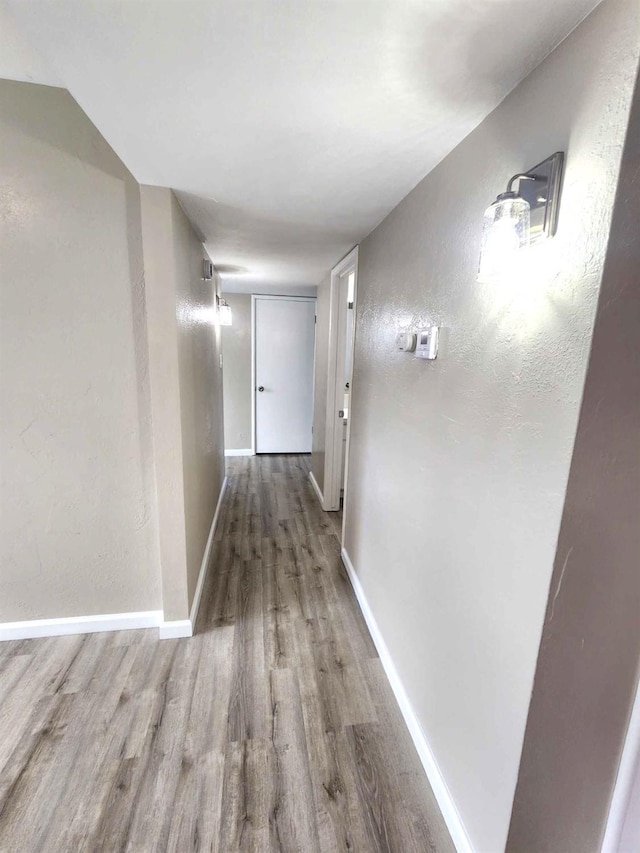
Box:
602;677;640;853
339;268;356;489
253;295;316;454
323;246;359;515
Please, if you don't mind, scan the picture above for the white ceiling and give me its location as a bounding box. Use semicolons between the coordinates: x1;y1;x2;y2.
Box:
3;0;601;292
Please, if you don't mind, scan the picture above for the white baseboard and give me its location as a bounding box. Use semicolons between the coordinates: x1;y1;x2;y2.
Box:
341;546;474;853
158;475;228;640
188;476;228;629
309;470;325;506
0;610;163;642
225;448;254;457
1;477;231;645
158;619;193;640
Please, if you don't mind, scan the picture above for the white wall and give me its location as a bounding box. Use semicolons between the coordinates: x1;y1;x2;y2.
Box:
172;197;226;609
0;80;226;630
342;1;640;850
507;63;640;851
140;186;189;622
141;186;226;622
221;293;252;451
0;80;161;620
220;282;317;298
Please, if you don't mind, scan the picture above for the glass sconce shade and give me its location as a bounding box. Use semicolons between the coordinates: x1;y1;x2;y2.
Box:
218;300;232;326
478;191;530;282
219;302;232;326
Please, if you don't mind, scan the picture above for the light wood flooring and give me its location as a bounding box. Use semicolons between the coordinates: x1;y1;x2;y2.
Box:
0;454;454;852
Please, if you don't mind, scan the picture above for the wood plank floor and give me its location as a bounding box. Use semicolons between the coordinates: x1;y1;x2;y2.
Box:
0;454;454;853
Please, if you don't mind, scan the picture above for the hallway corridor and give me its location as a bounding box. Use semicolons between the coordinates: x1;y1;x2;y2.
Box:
0;455;453;852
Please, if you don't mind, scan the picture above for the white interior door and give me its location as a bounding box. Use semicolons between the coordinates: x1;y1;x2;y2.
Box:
254;296;316;453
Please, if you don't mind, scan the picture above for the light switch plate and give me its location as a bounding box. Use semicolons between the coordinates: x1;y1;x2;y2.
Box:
414;326;439;360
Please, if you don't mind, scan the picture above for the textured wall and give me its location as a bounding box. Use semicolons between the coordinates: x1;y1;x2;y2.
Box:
311;274;330;494
140;186;189;621
0;80;161;620
171;195;225;609
342;1;640;850
141;187;225;620
221;293;252;451
507;69;640;853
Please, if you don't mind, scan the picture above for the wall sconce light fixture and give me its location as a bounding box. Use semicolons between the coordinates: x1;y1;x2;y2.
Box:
217;295;232;326
478;151;564;282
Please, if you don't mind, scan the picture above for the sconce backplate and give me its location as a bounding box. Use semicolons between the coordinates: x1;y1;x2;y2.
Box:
518;151;564;244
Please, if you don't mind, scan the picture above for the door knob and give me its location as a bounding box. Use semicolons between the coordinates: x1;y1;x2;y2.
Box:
258;386;264;392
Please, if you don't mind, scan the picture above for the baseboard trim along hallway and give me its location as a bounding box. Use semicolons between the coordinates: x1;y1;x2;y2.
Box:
157;619;193;640
309;469;324;506
0;455;455;850
1;478;230;643
0;610;164;642
188;476;228;628
224;448;254;456
159;475;229;640
341;545;475;853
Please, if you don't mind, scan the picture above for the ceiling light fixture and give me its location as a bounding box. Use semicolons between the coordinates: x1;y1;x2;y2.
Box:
478;151;564;282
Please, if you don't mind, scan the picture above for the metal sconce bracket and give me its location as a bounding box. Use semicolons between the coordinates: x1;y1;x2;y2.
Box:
510;151;564;244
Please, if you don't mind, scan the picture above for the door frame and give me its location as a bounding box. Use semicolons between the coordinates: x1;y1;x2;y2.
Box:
323;246;359;515
250;295;256;456
602;676;640;851
251;294;317;454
